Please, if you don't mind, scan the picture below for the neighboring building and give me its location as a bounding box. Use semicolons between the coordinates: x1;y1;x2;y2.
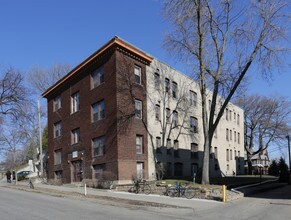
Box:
244;150;270;175
43;37;245;184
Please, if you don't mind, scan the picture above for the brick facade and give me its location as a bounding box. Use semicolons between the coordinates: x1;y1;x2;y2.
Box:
44;37;152;183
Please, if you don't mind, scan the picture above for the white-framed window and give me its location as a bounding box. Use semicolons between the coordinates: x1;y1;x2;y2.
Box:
134;65;141;84
71;128;80;145
136;135;143;154
234;131;237;142
91;65;104;89
190;117;198;133
135;99;142;119
229;110;232;121
172;111;178;127
189;91;197;107
54;150;62;165
226;149;229;161
155;104;160;121
154;72;160;89
172;81;177;98
165;78;170;93
54;121;62;138
71;92;80;114
54;95;61;112
237;114;240;126
92;136;105;157
136;162;144;179
226;128;229;141
230;149;233;160
92;100;105;122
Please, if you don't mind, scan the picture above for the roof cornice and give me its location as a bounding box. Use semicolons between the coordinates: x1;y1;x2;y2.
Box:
42;36;153;98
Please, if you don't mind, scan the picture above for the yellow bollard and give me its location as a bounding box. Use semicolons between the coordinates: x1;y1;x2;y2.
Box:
222;185;227;203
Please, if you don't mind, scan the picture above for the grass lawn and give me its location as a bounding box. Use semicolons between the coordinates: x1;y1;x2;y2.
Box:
157;175;278;189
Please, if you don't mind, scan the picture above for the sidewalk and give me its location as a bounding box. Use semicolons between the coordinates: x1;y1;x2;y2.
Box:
1;180;222;211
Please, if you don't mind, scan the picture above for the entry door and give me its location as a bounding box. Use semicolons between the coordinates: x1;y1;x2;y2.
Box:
72;160;83;182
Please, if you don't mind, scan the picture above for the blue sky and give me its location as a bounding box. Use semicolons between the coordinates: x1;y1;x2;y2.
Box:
0;0;290;159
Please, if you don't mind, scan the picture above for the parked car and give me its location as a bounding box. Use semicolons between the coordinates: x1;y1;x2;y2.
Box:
17;171;32;181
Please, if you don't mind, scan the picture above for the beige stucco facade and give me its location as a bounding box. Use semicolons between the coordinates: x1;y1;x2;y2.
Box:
146;59;245;180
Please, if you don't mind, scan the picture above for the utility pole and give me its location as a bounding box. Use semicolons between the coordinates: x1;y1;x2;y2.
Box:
38;98;43;177
286;135;291;184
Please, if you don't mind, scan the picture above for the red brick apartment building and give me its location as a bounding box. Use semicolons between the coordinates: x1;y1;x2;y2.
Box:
43;37;153;184
43;37;245;184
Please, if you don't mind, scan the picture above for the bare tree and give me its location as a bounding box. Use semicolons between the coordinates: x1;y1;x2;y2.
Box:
0;68;26;118
28;63;71;94
236;95;291;174
116;54;194;180
163;0;289;184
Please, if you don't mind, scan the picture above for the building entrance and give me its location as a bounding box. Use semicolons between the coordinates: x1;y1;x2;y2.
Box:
71;160;83;182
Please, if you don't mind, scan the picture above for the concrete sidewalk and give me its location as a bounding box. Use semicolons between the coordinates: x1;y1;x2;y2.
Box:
1;180;222;211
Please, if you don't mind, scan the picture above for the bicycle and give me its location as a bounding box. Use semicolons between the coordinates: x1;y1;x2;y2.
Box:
167;182;196;199
129;179;151;194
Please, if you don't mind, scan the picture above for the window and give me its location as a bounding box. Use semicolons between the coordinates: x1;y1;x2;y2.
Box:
54;121;61;138
174;162;183;176
92;100;105;122
191;143;198;159
174;140;179;157
234;113;236;123
71;128;80;144
92;136;105;157
227;164;230;171
238;132;240;144
135;99;142;119
226;149;229;161
234;131;237;142
91;66;104;88
172;81;177;98
167;139;171;155
214;147;218;158
136;162;144;179
238;150;241;157
166;139;171;148
229;110;232;121
154;72;160;89
174;140;179;150
225;108;229;121
226;128;229;141
237;114;240;125
136;135;143;154
189;91;197;107
230;149;233;160
54;150;62;165
208;99;212;112
156;137;161;153
172;111;178;127
71;92;80;114
94;164;106;179
230;129;232;141
166;108;171;122
190;117;198;133
54;95;61;111
165;78;170;93
134;65;141;84
155;104;160;121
